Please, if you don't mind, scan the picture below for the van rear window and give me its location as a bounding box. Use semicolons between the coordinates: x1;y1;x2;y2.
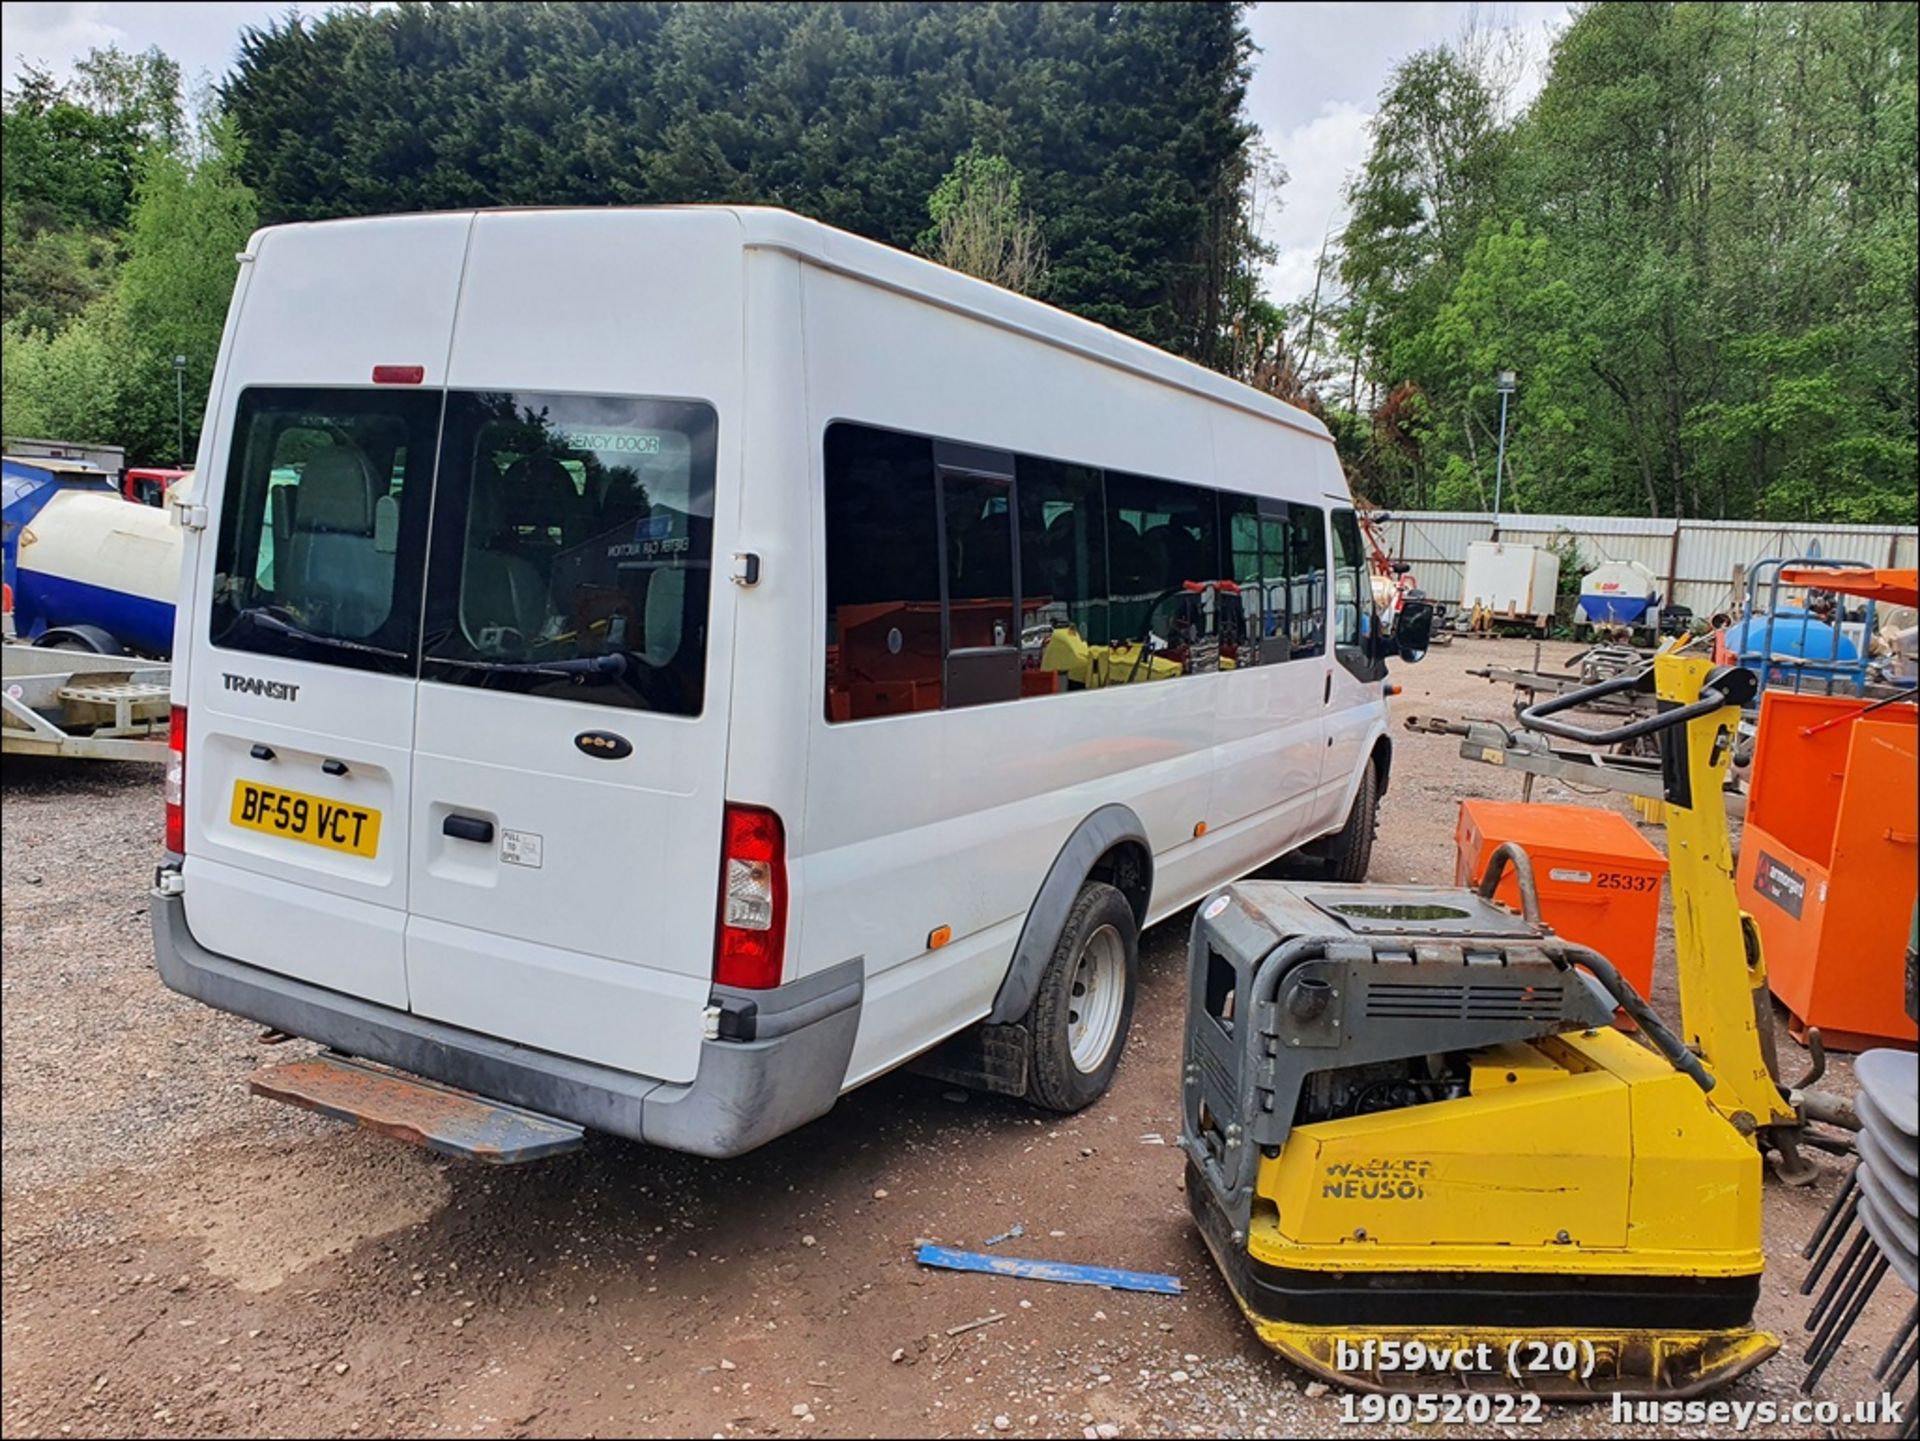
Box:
210;388;442;674
209;387;717;714
420;392;717;716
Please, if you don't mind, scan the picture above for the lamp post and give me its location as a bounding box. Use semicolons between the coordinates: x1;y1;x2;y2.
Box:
172;354;188;465
1492;368;1517;534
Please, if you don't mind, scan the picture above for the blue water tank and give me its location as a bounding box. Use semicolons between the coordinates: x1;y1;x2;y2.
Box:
1726;608;1858;683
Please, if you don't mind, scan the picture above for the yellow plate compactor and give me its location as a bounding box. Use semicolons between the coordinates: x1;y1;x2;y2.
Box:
1181;655;1787;1398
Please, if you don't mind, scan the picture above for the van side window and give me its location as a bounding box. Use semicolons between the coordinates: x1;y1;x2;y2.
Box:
1332;508;1368;649
1219;495;1297;668
820;422;1347;716
1286;503;1327;655
1332;507;1380;681
1261;515;1290;644
420;392;717;716
824;424;942;721
1105;472;1220;680
1017;458;1109;684
939;454;1023;710
1219;495;1262;667
209;387;441;674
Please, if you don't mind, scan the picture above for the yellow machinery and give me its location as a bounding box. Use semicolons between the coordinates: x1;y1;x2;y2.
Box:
1182;654;1788;1397
1039;626;1186;687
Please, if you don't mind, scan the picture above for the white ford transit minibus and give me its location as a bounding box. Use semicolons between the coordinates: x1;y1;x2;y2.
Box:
152;207;1426;1157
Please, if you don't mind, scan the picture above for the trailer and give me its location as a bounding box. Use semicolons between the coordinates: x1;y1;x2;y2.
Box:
2;643;172;761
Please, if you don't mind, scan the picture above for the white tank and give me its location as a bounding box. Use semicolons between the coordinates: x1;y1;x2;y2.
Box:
15;488;182;654
1578;560;1659;627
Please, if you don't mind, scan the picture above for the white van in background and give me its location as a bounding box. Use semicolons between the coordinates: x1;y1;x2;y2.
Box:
152;207;1427;1157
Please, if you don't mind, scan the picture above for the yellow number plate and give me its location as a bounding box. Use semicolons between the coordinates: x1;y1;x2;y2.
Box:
230;780;381;858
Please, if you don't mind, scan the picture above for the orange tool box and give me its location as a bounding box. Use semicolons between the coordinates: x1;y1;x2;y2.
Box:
1455;800;1668;1007
1736;689;1919;1052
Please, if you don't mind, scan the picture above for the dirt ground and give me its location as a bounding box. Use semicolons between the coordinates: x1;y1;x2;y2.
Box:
2;636;1910;1440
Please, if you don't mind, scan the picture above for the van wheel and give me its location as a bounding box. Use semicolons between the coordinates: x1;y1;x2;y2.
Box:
1025;882;1137;1113
1323;761;1379;883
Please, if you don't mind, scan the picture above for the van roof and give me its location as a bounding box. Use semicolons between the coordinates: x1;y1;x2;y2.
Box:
248;205;1333;444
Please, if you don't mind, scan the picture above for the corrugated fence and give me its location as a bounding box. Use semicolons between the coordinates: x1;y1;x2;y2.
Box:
1383;511;1919;618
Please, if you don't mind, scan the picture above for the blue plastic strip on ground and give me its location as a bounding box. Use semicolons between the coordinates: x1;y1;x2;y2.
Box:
915;1244;1183;1294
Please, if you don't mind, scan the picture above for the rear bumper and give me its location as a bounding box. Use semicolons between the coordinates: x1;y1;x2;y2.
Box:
149;884;862;1158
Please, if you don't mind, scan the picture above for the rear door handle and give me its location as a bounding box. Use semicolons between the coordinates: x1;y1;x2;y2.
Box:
442;815;495;844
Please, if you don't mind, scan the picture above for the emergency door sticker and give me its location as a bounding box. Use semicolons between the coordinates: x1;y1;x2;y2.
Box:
1754;850;1806;918
500;829;545;870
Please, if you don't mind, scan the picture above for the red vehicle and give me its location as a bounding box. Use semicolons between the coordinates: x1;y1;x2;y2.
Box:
123;467;189;507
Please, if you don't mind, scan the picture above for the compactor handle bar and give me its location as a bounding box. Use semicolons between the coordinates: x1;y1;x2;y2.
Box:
1517;665;1757;747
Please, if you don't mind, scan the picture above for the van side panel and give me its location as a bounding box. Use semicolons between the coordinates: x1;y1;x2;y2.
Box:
798;265;1239;1086
1203;406;1332;855
724;249;820;962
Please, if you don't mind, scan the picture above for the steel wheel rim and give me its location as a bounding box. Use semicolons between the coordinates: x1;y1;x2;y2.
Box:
1067;923;1126;1072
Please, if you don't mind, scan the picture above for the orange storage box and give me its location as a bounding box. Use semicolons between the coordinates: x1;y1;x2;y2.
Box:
1454;800;1668;1004
1737;689;1919;1052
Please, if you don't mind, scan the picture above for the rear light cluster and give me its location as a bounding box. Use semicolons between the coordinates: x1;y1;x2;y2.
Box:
714;803;787;990
164;706;187;854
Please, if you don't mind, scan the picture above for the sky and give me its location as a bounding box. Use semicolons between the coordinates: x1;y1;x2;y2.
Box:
2;0;1573;306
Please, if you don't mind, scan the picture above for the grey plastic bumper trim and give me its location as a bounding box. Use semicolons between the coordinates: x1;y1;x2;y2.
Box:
150;889;862;1158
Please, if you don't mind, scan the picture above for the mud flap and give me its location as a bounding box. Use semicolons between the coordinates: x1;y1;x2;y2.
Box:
250;1051;584;1164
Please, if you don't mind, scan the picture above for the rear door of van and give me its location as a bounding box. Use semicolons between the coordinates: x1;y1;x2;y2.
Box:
183;214;471;1010
186;210;741;1085
400;210;742;1086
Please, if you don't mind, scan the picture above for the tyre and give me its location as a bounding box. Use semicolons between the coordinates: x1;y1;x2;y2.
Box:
1024;881;1138;1113
1322;759;1379;883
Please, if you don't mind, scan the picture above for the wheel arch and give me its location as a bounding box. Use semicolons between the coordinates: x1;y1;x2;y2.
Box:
1372;733;1393;796
31;623;125;655
987;804;1152;1025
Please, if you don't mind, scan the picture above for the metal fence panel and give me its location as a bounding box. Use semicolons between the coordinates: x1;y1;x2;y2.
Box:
1671;521;1913;616
1376;511;1917;617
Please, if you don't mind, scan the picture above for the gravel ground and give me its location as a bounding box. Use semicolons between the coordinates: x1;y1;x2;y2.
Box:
1;638;1909;1440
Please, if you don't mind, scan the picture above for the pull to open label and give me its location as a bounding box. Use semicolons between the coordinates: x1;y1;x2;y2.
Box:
500;829;544;870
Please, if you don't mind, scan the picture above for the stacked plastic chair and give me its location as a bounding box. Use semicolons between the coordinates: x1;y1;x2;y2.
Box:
1800;1048;1918;1435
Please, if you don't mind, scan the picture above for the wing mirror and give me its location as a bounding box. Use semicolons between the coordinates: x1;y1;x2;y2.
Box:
1391;599;1433;663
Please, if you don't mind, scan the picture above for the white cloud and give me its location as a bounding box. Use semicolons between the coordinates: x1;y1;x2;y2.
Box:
1243;1;1574;306
1;2;125;86
1259;100;1374;307
3;2;320;92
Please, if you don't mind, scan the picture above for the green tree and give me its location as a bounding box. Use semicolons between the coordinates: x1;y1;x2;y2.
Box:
918;146;1049;295
1;108;257;462
0;302;126;443
1331;2;1917;524
223;1;1262;366
112;117;259;461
